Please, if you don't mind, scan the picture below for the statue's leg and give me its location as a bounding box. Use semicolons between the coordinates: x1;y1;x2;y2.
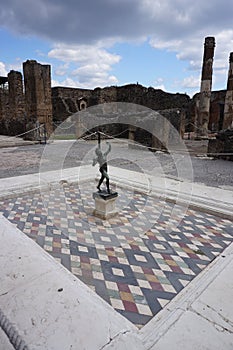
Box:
106;178;110;193
97;167;105;191
102;169;109;179
102;169;110;193
97;174;104;190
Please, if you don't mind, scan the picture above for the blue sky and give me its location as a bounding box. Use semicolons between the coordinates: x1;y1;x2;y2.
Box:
1;0;233;97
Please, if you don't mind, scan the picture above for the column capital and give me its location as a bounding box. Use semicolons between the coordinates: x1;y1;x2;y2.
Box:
204;37;215;48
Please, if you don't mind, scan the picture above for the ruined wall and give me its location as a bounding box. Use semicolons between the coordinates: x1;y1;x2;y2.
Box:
52;84;188;149
52;84;190;123
117;85;189;111
8;71;26;135
0;87;10;135
145;108;185;150
52;87;92;122
23;60;53;138
189;90;227;134
208;129;233;160
0;71;26;136
223;52;233;129
209;90;226;131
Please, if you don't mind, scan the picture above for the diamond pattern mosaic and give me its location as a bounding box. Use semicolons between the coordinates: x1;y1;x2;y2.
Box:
0;182;232;328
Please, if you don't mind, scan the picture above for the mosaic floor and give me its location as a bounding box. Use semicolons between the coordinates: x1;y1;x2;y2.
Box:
0;182;232;328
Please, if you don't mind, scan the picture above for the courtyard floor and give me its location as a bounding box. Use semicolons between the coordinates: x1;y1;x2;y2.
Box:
1;180;232;329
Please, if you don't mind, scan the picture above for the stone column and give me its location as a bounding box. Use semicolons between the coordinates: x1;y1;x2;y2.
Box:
223;52;233;130
23;60;53;140
8;70;25;123
0;78;9;134
7;71;26;136
196;37;215;139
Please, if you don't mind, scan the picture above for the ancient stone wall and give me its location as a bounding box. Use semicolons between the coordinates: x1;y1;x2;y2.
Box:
23;60;53;138
208;129;233;160
52;84;188;150
147;108;185;150
223;52;233;129
52;87;92;122
0;87;10;134
0;71;26;136
209;90;226;131
8;71;26;135
189;90;227;134
0;40;232;147
52;84;190;123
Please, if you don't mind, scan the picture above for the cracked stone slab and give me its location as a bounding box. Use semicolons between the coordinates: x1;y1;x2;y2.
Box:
101;331;144;349
190;256;233;330
0;215;56;295
188;303;233;335
150;310;233;350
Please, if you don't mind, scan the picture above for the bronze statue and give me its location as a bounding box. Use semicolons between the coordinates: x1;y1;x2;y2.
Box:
92;142;111;193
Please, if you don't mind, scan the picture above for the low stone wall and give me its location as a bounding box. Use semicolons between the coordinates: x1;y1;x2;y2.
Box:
208;129;233;160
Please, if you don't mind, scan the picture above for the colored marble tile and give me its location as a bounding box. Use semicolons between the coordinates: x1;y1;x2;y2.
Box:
0;182;232;328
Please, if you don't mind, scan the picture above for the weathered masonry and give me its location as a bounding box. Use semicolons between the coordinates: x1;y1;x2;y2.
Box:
52;84;189;147
195;37;215;138
0;63;190;146
23;60;53;138
0;60;53;139
0;36;233;152
223;52;233;130
0;71;25;136
189;40;232;138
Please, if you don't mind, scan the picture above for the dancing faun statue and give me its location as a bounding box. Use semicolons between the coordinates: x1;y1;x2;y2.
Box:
92;142;111;193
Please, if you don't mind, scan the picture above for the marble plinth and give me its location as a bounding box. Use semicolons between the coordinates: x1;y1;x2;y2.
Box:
93;191;118;219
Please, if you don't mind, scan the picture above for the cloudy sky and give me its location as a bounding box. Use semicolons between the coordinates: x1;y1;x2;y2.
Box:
0;0;233;96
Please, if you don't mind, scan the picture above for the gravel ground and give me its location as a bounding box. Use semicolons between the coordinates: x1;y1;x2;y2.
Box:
0;139;232;190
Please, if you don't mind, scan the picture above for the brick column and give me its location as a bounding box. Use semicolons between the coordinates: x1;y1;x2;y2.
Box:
23;60;53;139
196;37;215;138
223;52;233;129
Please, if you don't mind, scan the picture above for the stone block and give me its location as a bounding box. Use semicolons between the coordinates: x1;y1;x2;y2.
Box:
93;191;118;219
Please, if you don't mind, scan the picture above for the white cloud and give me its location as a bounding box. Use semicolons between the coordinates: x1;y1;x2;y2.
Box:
1;0;233;92
48;44;121;65
54;63;70;77
0;61;22;76
49;43;121;88
0;62;8;76
181;75;200;89
152;77;166;90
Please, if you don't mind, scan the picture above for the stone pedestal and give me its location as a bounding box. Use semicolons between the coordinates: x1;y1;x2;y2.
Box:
93;191;118;220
